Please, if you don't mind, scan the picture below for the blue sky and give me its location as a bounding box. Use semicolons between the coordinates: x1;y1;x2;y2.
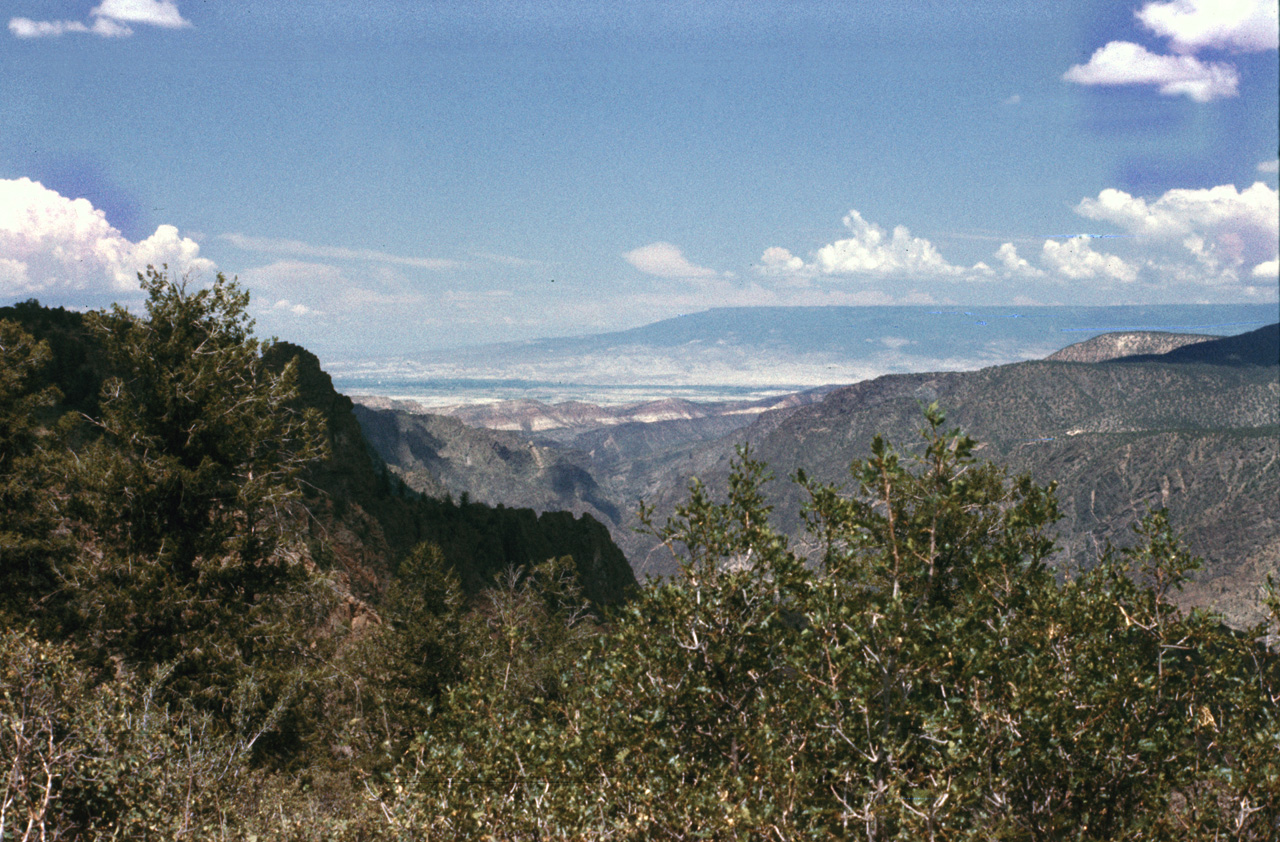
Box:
2;0;1277;360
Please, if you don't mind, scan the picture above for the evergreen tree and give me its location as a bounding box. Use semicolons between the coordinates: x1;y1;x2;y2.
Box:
0;319;65;623
65;267;329;721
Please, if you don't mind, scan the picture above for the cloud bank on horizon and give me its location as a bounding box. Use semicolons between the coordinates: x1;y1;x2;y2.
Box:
2;0;1277;359
747;181;1278;296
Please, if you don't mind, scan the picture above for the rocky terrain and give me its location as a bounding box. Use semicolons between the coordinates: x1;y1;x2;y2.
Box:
1046;330;1215;362
355;325;1280;628
355;389;834;440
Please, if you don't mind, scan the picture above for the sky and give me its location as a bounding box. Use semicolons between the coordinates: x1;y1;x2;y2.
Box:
1;0;1277;362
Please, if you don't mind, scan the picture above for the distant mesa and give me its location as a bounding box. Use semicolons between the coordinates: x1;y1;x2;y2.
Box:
1046;331;1216;363
1110;323;1279;368
1047;323;1279;367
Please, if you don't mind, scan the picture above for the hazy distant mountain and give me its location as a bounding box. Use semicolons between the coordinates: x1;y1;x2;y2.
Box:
1114;322;1279;367
329;304;1277;405
357;323;1280;629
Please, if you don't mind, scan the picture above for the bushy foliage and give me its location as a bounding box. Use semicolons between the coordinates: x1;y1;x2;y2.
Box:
1;628;250;840
59;268;332;728
377;407;1279;841
0;320;65;623
3;278;1275;839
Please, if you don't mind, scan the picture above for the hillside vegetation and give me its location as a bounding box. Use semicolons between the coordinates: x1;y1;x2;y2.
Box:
362;325;1279;628
636;329;1278;627
1;273;1277;839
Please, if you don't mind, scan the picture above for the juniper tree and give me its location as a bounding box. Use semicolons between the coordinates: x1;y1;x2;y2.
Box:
0;319;64;623
66;267;329;723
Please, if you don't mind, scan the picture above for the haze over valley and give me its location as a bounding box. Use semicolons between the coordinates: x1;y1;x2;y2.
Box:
354;316;1280;629
330;303;1277;407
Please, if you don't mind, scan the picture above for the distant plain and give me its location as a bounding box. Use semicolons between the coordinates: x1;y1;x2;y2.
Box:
330;303;1278;407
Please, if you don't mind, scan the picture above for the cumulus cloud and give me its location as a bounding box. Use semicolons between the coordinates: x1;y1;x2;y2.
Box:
1063;40;1239;101
9;0;189;38
1041;237;1141;283
755;210;1009;296
995;242;1046;278
1136;0;1278;53
1251;259;1279;277
0;177;212;297
1260;159;1280;173
92;0;191;28
222;233;461;270
813;211;963;277
1076;181;1279;276
624;242;722;279
757;246;807;275
1064;1;1276;102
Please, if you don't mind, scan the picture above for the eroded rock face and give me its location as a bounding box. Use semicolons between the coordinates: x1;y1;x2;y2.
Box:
352;325;1280;627
632;348;1278;628
1046;331;1214;363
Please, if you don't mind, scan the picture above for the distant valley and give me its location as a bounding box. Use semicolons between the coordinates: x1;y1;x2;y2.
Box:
329;303;1277;406
354;321;1280;629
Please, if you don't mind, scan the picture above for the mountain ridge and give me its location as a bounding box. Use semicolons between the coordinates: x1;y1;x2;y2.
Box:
357;323;1280;627
328;303;1278;402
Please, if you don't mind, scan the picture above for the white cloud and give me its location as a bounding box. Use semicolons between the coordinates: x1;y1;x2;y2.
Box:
1260;159;1280;173
1002;94;1022;105
9;0;188;38
1251;258;1279;277
90;16;133;36
1136;0;1279;53
995;242;1046;278
1041;237;1140;283
222;233;461;270
757;246;807;275
242;258;448;318
623;242;721;279
10;19;87;37
1076;182;1279;275
0;177;212;296
814;210;963;277
242;259;345;291
1064;1;1276;103
92;0;190;29
474;251;543;268
1063;40;1239;101
271;298;323;317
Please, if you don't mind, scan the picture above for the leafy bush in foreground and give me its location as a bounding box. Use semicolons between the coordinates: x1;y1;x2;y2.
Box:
2;272;1275;839
384;408;1279;840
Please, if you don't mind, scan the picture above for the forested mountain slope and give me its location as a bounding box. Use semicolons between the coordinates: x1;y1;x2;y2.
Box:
2;281;1276;839
0;300;635;607
635;325;1279;626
